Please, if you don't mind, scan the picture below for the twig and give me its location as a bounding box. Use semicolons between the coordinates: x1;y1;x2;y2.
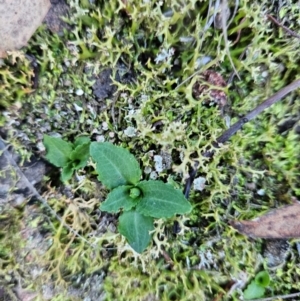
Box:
221;0;240;80
183;161;199;198
267;14;300;40
247;291;300;301
217;78;300;144
176;69;201;90
0;138;97;249
225;0;239;29
232;17;246;46
184;78;300;198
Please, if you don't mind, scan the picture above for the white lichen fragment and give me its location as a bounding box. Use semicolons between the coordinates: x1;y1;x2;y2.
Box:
257;188;265;196
194;177;206;191
179;36;195;43
154;48;175;64
150;171;158;180
96;135;105;142
75;88;84;96
198;249;218;270
195;56;212;69
140;94;149;102
73;103;83;112
124;126;137;137
102;121;108;131
144;166;152;174
36;141;45;152
163;9;173;18
153;155;163;173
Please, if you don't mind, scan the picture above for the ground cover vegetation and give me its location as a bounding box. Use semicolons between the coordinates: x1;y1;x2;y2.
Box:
0;0;300;300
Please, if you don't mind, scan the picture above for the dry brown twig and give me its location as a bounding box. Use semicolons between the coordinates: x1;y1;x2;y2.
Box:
220;0;240;80
216;78;300;144
267;14;300;40
184;78;300;198
0;138;105;250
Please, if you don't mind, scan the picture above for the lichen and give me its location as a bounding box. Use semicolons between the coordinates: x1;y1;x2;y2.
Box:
1;0;300;300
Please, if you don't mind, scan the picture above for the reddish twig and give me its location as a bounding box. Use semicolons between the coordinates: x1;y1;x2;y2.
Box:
267;14;300;40
232;17;247;45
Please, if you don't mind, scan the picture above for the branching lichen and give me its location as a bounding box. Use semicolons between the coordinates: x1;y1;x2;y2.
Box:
1;0;300;300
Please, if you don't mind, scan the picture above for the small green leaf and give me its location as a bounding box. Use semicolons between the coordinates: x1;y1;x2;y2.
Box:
255;271;270;288
90;142;141;189
136;181;192;218
69;142;90;170
73;136;90;148
100;186;138;213
129;187;141;199
43;135;73;167
61;162;74;182
118;210;154;253
244;281;265;300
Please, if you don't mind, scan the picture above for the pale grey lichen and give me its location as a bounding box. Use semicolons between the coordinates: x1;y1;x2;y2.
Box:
124;126;137;137
150;171;158;180
153;155;163;173
154;48;175;64
194;177;206;191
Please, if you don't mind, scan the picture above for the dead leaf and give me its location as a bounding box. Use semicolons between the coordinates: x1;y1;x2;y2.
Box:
230;200;300;238
192;70;227;107
0;0;51;58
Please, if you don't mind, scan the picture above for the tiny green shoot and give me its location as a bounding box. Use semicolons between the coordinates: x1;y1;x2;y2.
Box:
43;135;90;182
243;271;271;300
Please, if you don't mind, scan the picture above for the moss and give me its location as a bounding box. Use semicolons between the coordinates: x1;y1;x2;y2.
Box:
1;0;300;300
0;53;34;111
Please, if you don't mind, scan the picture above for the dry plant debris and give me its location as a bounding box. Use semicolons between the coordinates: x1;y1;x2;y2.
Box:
230;200;300;239
1;0;300;299
0;0;50;58
192;70;227;107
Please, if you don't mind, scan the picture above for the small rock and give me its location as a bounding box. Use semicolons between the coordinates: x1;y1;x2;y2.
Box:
75;89;84;96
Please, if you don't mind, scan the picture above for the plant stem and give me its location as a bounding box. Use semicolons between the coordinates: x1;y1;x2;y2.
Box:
184;78;300;198
267;14;300;40
0;138;100;250
248;291;300;301
217;78;300;144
